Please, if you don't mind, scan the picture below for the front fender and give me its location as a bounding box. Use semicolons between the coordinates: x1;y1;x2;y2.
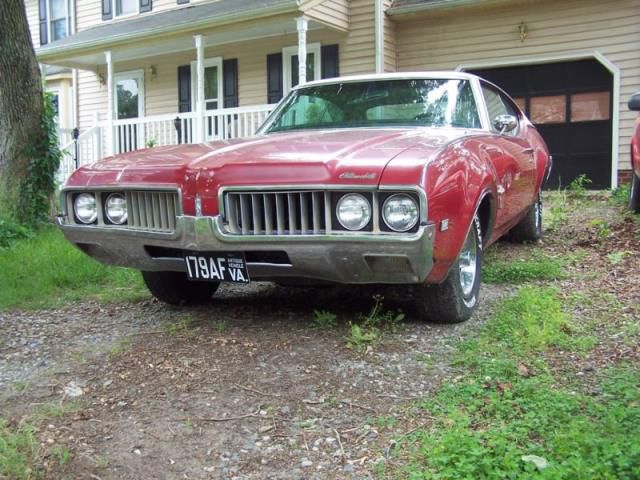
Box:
423;142;496;283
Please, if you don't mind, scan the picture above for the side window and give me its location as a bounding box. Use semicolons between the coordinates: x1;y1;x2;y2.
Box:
273;95;342;130
482;84;519;134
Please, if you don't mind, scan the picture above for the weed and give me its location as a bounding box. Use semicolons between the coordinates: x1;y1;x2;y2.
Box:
164;316;193;336
183;418;193;434
590;219;611;238
145;138;157;148
610;183;631;206
215;320;227;333
346;323;380;351
13;381;29;392
374;415;399;430
483;254;565;284
109;338;133;357
345;296;405;351
545;191;568;231
567;174;593;198
50;445;70;466
312;309;337;329
606;250;631;265
0;419;37;480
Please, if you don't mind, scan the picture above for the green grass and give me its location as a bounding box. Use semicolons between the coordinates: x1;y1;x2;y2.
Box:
0;420;38;480
392;287;637;480
0;226;147;311
483;254;565;284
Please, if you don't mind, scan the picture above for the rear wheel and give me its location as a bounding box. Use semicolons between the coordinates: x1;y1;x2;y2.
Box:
630;171;640;213
509;193;542;242
413;215;482;324
142;271;219;305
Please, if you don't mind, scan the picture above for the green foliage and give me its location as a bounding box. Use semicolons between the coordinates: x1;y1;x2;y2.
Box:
545;191;568;231
589;219;611;238
0;419;38;480
312;309;337;329
0;227;146;311
145;138;157;149
483;255;565;284
0;218;33;248
346;295;405;351
50;445;70;466
567;174;592;198
396;288;638;480
17;92;62;226
610;183;631;206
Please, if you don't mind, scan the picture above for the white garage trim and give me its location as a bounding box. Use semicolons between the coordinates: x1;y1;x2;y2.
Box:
457;51;620;189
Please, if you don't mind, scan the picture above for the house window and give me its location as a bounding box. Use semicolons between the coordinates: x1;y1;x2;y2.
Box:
282;43;322;95
49;0;68;40
116;0;137;16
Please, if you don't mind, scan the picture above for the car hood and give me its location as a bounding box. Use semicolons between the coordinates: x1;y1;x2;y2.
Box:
67;128;470;214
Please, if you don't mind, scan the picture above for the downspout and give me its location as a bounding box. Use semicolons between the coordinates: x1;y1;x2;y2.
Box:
375;0;384;73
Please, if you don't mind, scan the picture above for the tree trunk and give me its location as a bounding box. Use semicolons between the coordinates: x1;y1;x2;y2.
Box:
0;0;43;218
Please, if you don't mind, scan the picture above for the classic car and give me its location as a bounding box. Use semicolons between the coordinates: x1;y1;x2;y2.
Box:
57;72;551;323
628;91;640;213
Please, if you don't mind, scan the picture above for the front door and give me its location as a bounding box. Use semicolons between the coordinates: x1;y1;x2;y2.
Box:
191;57;223;140
113;70;144;153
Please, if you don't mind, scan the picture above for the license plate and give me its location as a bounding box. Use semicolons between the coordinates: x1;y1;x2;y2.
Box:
184;252;250;283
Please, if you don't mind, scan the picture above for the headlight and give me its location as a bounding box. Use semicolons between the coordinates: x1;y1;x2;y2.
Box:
336;193;371;231
383;194;419;232
105;193;128;225
74;193;97;224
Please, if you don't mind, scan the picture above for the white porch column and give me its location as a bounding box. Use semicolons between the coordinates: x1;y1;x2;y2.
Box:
375;0;384;73
296;16;309;85
194;34;206;143
105;50;114;156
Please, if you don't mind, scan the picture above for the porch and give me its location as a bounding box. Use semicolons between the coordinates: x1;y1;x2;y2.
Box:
38;0;349;182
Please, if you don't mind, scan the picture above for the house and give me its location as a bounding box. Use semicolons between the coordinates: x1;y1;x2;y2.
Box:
27;0;639;189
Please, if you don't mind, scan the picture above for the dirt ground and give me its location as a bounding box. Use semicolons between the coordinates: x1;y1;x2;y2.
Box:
1;193;638;480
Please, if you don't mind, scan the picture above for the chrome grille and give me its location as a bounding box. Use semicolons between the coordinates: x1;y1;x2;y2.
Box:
224;191;331;235
125;191;179;232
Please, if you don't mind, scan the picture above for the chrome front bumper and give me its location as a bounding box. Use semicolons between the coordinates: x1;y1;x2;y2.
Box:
57;215;436;284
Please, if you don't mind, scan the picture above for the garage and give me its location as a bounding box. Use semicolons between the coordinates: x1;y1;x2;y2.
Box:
469;59;613;189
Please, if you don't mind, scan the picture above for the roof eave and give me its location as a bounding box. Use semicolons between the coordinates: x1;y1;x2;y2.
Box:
36;0;300;63
387;0;486;16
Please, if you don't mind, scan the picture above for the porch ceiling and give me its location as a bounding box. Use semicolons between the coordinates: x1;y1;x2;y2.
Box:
36;0;314;68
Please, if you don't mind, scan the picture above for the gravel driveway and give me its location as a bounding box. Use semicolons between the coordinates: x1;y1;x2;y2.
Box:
0;282;507;479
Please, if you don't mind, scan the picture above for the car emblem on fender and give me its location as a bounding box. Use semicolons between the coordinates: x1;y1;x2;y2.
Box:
339;172;377;180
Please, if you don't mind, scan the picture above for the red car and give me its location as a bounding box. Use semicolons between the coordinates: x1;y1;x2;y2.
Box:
58;73;550;323
629;91;640;213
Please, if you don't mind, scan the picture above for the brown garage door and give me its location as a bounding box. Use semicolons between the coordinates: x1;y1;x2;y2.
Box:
470;59;613;189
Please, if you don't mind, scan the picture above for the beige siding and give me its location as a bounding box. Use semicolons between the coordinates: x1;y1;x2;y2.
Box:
341;0;375;75
25;0;40;46
303;0;349;31
77;69;107;130
395;0;640;172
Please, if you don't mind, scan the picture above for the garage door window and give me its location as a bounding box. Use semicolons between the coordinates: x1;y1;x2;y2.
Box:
530;95;566;124
570;91;610;122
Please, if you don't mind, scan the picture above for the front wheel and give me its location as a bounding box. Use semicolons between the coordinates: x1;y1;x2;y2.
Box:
142;271;219;305
412;215;482;324
630;171;640;213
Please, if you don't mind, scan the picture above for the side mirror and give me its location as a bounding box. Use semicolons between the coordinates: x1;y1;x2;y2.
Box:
629;92;640;111
493;114;518;134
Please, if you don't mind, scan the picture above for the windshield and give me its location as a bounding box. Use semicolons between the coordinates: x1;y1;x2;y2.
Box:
265;78;482;133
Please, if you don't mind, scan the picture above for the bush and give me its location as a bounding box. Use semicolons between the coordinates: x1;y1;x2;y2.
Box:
0;218;33;249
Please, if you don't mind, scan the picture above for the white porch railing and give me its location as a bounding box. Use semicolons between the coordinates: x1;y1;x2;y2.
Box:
56;104;276;183
112;104;275;155
57;125;102;184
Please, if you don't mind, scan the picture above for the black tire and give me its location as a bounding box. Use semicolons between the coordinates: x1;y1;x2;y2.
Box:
630;171;640;213
413;215;483;324
141;271;219;305
509;193;542;242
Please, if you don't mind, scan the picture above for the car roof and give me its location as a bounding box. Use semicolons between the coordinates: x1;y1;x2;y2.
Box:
297;71;480;89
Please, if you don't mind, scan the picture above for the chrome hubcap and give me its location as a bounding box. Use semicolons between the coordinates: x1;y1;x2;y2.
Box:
459;227;478;297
